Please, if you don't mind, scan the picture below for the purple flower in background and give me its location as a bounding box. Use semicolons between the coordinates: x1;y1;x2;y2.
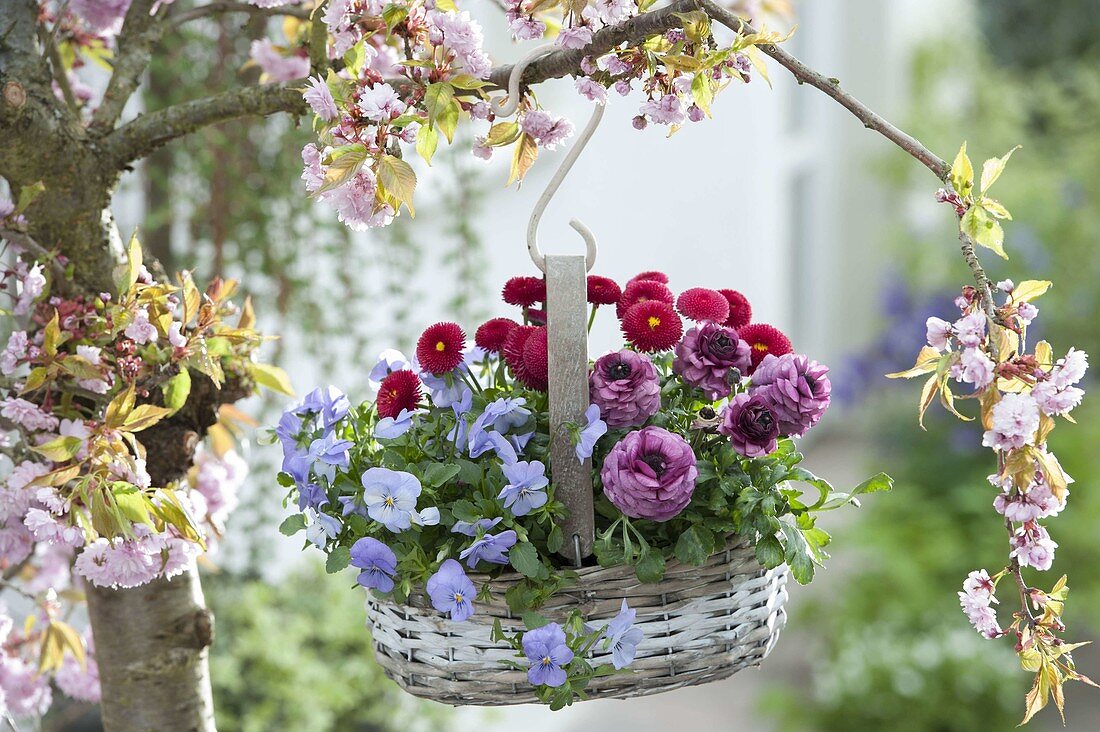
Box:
600;427;698;521
498;461;549;516
603;599;644;669
376;408;416;439
522;623;574;687
719;393;779;457
673;322;752;400
575;405;607;462
750;353;832;437
426;559;476;621
459;530;517;568
589;350;662;428
350;537;398;592
296;386;351;430
452;517;503;537
361;468;422;532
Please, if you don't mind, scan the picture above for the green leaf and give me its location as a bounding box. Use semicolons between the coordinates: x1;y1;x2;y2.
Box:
979;145;1020;194
961;205;1007;259
381;3;409;32
162;368;191;415
754;534;784;569
114;488;153;527
851;472;893;496
16;181;44;214
250;362;295;396
484;122;521;147
635;551;666;583
779;522;815;584
507;133;539;186
313;144;368;197
422;463;461;488
279;514;307;536
674;525;714;566
436;99;460;144
31;436;83;462
950;142;974;197
376;154;417;216
546;525;564;554
509;542;548;580
424;82;455;123
521;611;552;629
326;546;351;573
416;123;439;165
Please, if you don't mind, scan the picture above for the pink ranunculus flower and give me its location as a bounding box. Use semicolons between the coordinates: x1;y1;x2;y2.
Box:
589;350;661;428
751;353;832;437
601;426;698;521
673;322;751;400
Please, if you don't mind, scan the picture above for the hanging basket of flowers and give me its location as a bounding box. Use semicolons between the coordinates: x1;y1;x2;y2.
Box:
275;257;891;707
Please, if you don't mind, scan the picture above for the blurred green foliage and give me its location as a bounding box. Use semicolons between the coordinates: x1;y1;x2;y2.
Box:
765;10;1100;731
206;563;450;732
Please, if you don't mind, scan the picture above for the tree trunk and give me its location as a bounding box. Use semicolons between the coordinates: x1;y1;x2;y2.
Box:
85;567;217;732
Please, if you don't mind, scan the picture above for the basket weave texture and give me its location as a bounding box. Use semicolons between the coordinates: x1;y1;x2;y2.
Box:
365;538;789;705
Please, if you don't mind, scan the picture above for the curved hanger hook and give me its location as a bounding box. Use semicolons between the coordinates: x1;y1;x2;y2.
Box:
494;45;555;118
526;103;603;273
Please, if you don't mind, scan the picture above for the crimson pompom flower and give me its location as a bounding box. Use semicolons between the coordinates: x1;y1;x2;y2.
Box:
475;318;518;353
616;279;674;318
416;322;466;375
676;288;730;323
503;325;539;385
520;327;550;391
621;301;683;352
502;276;546;307
586;275;622;306
718;289;752;329
628;271;669;286
738;323;792;373
526;307;547;326
376;370;422;419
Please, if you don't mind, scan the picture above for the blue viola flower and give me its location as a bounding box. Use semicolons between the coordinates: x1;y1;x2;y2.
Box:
275;409;305;459
368;349;410;390
304;509;341;549
467;398;531;453
522;623;574;687
361;468;423;532
509;431;535;455
575;404;607;462
498;461;549;517
469;429;519;464
459;530;517;568
426;559;476;621
420;370;467;409
296;482;328;512
305;431;353;483
451;517;503;537
446;388;475;449
295;386;351;430
603;599;644;669
350;537;398;593
412;506;441;526
338;494;367;518
376;408;416;439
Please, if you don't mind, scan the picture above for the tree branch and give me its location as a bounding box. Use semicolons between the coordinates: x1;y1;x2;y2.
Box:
103;81;308;167
89;0;166;135
169;1;311;28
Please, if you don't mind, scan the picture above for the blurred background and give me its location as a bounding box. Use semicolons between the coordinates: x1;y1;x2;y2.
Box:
49;0;1100;728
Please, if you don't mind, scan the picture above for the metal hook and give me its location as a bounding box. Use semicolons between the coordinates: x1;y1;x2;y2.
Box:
495;44;603;274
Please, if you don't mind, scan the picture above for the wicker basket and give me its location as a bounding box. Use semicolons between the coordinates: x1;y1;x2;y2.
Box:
365;538;789;705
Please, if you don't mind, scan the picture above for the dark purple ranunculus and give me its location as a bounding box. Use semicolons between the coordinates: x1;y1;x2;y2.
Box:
600;426;698;521
750;353;832;437
672;323;752;400
719;393;780;458
589;350;662;428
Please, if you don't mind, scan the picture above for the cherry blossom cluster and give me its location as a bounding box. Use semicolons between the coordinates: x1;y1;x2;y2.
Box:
893;272;1095;720
0;232;262;722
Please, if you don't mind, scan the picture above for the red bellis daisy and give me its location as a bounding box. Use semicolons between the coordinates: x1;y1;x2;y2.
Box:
621;301;683;352
416;322;466;375
586;275;622;306
628;271;670;286
616;279;674;318
521;327;550;391
676;288;730;323
376;370;422;419
502;276;546;307
718;289;752;329
475;318;518;353
738;323;792;373
503;325;539;386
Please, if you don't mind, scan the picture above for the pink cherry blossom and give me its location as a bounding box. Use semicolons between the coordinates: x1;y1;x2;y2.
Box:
641;94;686;125
520;110;575;150
358;83;406;122
981;392;1039;451
303;76;339;122
124;307;158;344
953;311;986;347
925;316;952;350
1010;523;1058;571
249;39;309;83
0;398;59;433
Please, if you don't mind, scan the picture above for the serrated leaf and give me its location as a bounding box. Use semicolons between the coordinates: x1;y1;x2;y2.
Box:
950;142;973;197
507;133;539;186
917;373;939;429
416;124;439;165
376;155;417;216
508;542;547;579
424;82;455;123
961;206;1006;259
123;404;173;433
314;144;368;196
886;345;943;379
979;145;1020;194
437;99;460;143
162;369;191;415
422;462;461;488
1010;280;1052;305
485;121;521;147
31;436;83;462
754;534;784;569
16;181;44;215
250;362;295;396
674;525;714;566
635;550;666;583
